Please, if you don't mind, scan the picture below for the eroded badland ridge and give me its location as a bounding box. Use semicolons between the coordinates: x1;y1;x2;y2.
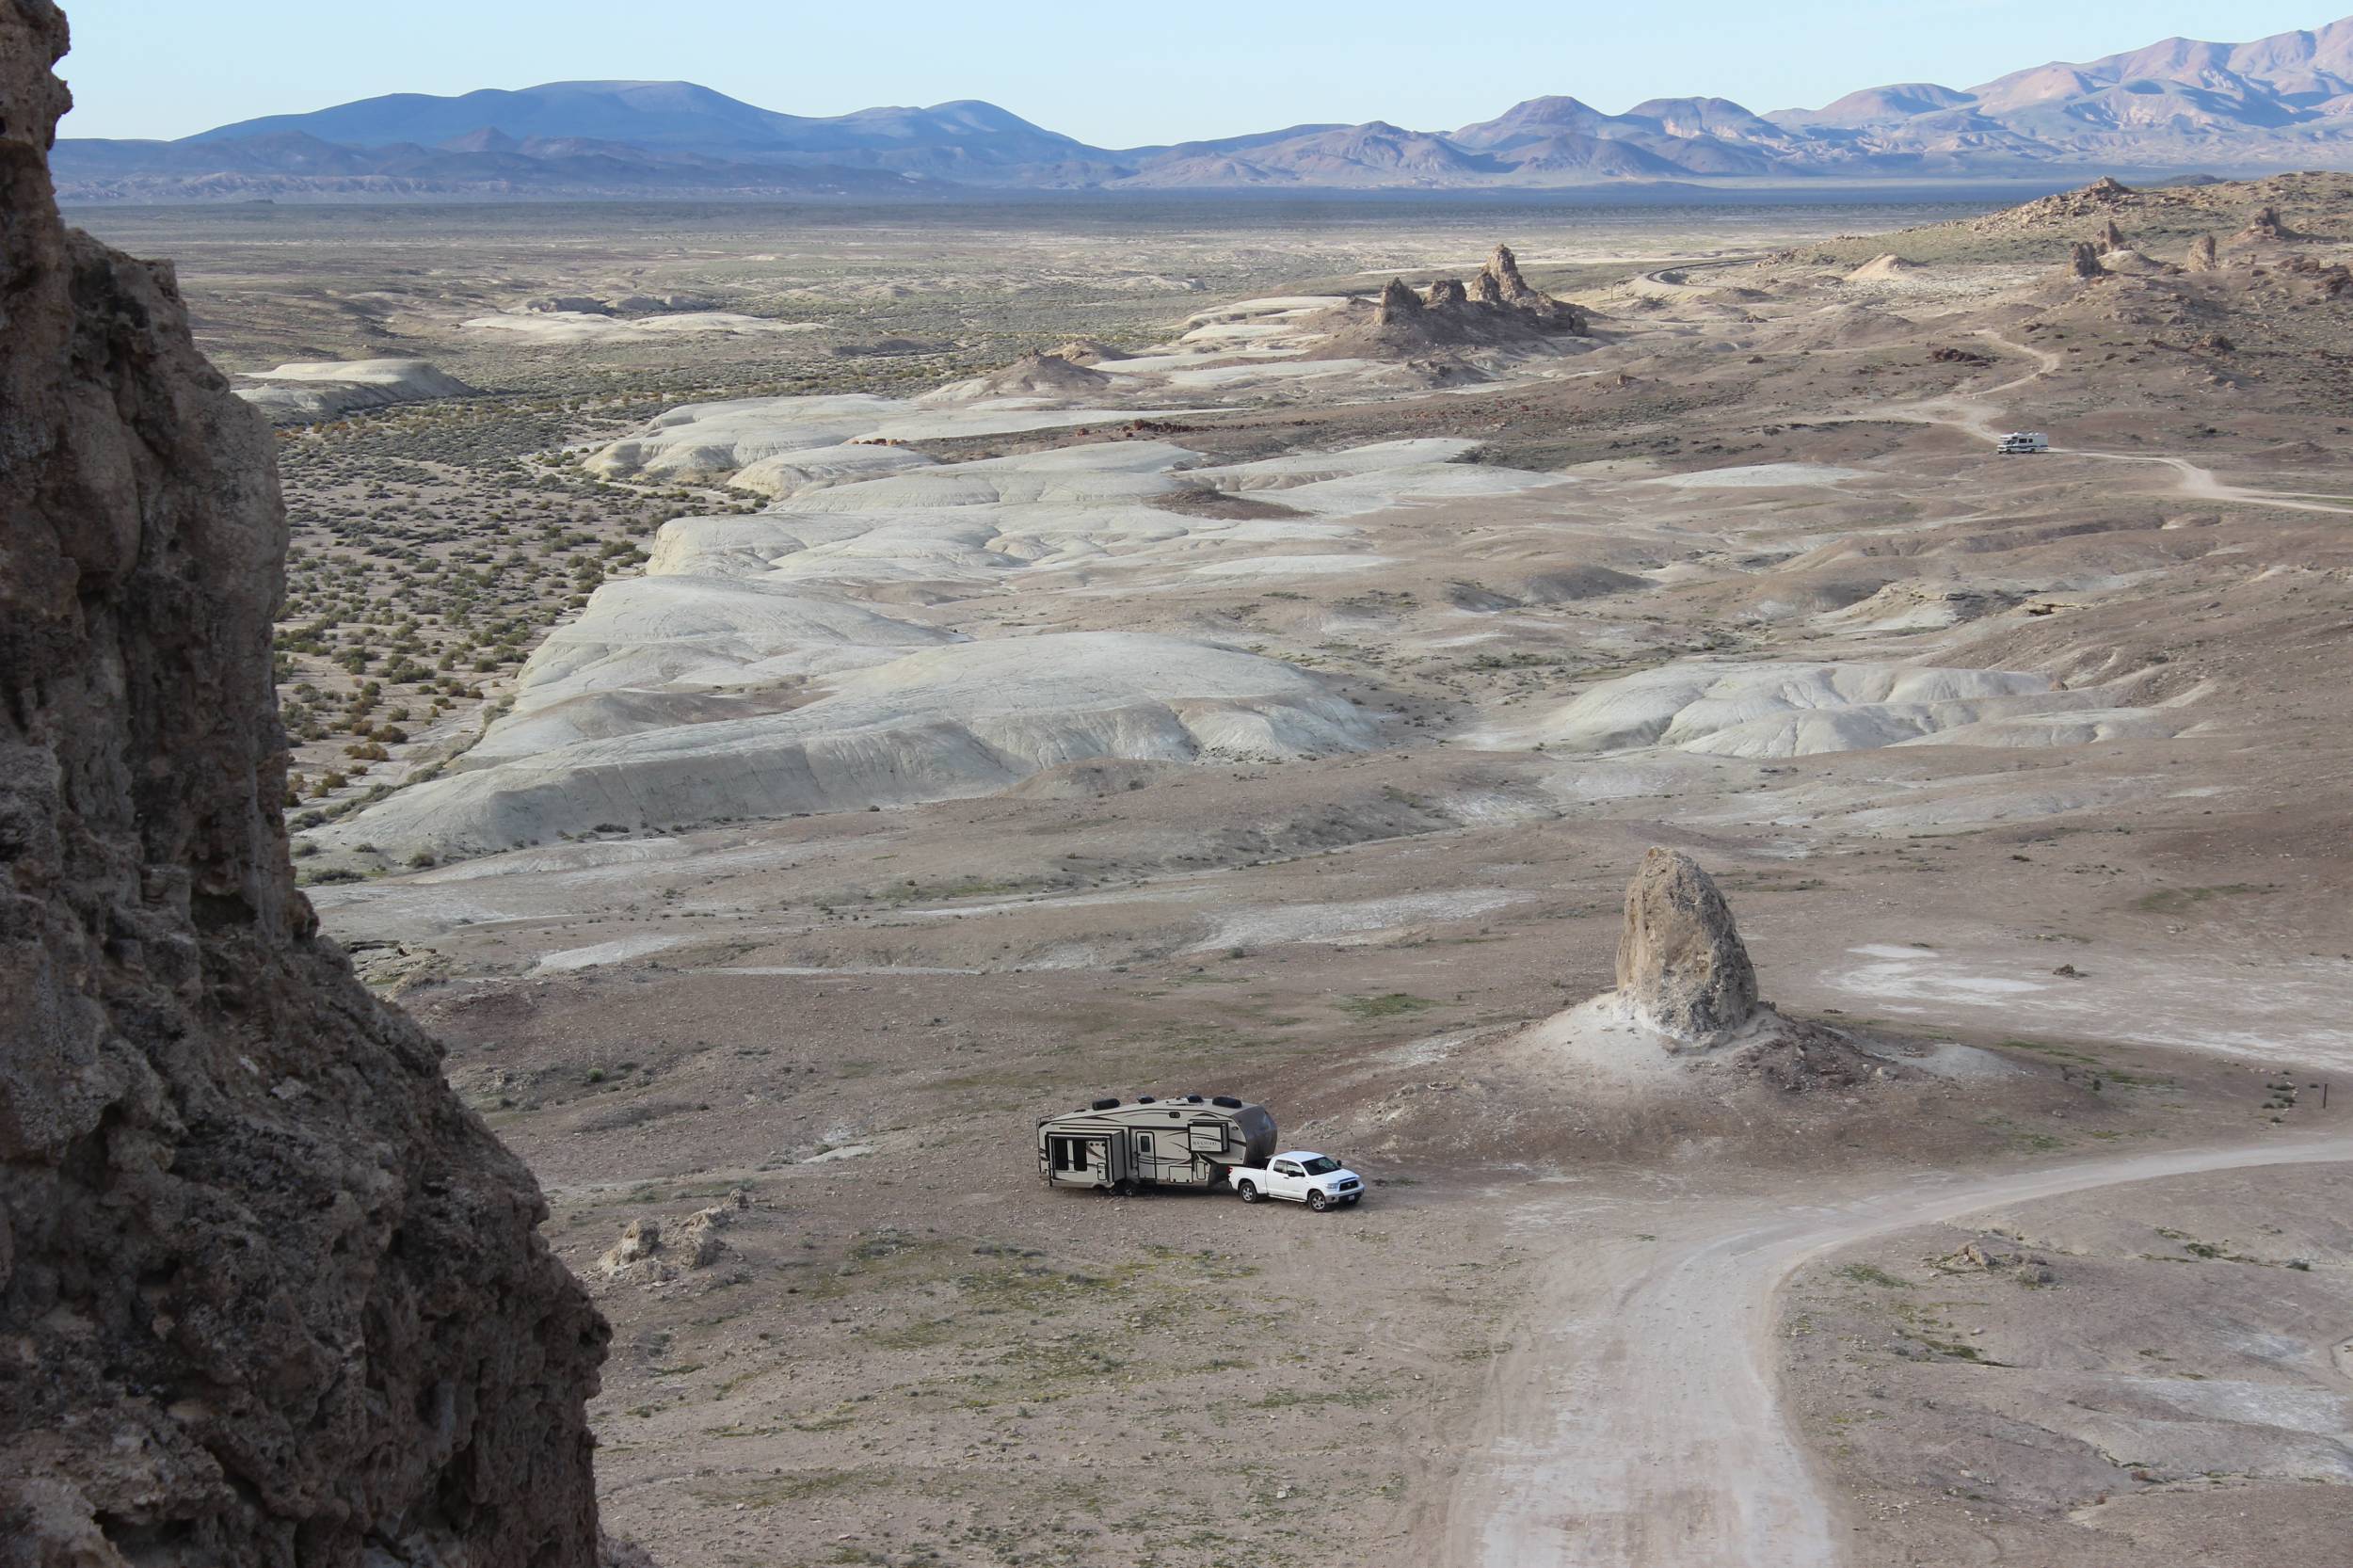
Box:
13;8;2353;1567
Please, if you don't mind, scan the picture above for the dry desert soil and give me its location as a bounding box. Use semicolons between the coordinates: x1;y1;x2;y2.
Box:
77;178;2353;1568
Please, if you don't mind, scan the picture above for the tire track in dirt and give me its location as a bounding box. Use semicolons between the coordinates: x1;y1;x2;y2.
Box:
1433;1133;2353;1567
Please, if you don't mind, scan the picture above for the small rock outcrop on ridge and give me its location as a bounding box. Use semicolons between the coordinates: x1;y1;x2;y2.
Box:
2186;232;2220;272
0;3;608;1561
2235;204;2297;244
1375;275;1426;324
1613;847;1760;1045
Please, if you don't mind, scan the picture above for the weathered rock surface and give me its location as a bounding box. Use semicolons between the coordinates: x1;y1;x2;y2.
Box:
1613;847;1759;1044
2185;232;2220;272
1342;248;1589;355
1375;276;1424;324
2236;204;2295;243
2065;241;2106;280
0;4;607;1563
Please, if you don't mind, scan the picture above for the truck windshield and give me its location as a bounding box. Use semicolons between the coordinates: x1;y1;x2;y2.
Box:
1300;1157;1341;1176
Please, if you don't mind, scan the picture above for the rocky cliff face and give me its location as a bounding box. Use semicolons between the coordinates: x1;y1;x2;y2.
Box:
0;4;607;1563
1613;847;1759;1045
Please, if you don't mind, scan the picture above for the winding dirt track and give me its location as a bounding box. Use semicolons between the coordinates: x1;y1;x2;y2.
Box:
1433;1133;2353;1568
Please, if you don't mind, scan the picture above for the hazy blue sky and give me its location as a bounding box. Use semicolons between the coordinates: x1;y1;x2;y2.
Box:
56;1;2347;143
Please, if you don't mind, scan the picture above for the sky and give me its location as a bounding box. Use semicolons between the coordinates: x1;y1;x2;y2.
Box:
56;0;2350;144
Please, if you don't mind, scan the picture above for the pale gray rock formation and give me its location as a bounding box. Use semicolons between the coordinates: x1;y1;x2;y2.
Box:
1481;243;1545;306
526;293;617;313
2235;204;2296;243
2098;217;2129;253
233;357;476;424
1614;847;1760;1044
2065;240;2105;280
2186;232;2220;272
1345;249;1588;350
1375;276;1425;324
0;4;608;1562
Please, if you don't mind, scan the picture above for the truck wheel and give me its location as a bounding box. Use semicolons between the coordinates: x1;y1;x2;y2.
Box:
1237;1181;1259;1204
1307;1190;1331;1212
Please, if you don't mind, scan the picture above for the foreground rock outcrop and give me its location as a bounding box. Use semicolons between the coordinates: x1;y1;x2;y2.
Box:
0;4;607;1562
1613;847;1760;1044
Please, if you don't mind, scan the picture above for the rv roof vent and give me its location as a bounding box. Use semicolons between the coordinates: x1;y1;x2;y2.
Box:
1137;1095;1157;1104
1091;1096;1120;1111
1184;1094;1205;1103
1210;1095;1242;1109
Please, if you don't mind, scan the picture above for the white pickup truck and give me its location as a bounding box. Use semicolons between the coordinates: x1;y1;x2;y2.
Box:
1228;1150;1366;1210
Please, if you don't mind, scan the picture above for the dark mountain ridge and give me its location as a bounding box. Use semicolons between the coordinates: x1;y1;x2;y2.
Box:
56;14;2353;202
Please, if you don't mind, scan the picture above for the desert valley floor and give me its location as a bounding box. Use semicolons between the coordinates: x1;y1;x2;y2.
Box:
77;184;2353;1568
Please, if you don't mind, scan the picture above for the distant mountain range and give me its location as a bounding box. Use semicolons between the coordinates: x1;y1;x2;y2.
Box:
54;14;2353;201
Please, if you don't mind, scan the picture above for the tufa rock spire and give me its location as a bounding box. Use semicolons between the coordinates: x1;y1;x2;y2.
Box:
1375;276;1426;324
1614;847;1760;1045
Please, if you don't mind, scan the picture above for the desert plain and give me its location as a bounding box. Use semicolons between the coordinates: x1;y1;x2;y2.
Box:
73;177;2353;1568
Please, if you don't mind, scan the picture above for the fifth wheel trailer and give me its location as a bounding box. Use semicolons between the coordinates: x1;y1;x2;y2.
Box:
1036;1095;1276;1194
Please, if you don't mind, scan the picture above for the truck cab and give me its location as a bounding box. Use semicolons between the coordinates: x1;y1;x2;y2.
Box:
1230;1150;1366;1211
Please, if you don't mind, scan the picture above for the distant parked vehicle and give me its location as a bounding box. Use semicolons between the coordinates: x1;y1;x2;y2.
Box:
1036;1094;1276;1195
1228;1150;1366;1211
1997;431;2049;454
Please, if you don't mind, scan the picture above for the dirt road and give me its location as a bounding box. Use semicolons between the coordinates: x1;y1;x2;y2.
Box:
1433;1133;2353;1568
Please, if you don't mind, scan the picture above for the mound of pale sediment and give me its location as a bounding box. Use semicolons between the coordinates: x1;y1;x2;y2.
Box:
466;573;962;758
727;442;938;498
1615;847;1759;1045
233;358;474;424
462;310;820;344
1050;338;1130;364
920;351;1115;406
1176;437;1574;515
1785;302;1918;349
1502;660;2184;758
1843;253;1922;281
1649;461;1865;489
584;392;1155;482
313;631;1378;857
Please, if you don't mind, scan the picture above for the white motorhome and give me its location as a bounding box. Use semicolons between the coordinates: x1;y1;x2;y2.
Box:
1035;1094;1277;1195
1997;431;2049;454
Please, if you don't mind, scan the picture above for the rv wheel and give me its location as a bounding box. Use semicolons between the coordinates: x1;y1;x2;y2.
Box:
1110;1180;1134;1198
1237;1181;1259;1203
